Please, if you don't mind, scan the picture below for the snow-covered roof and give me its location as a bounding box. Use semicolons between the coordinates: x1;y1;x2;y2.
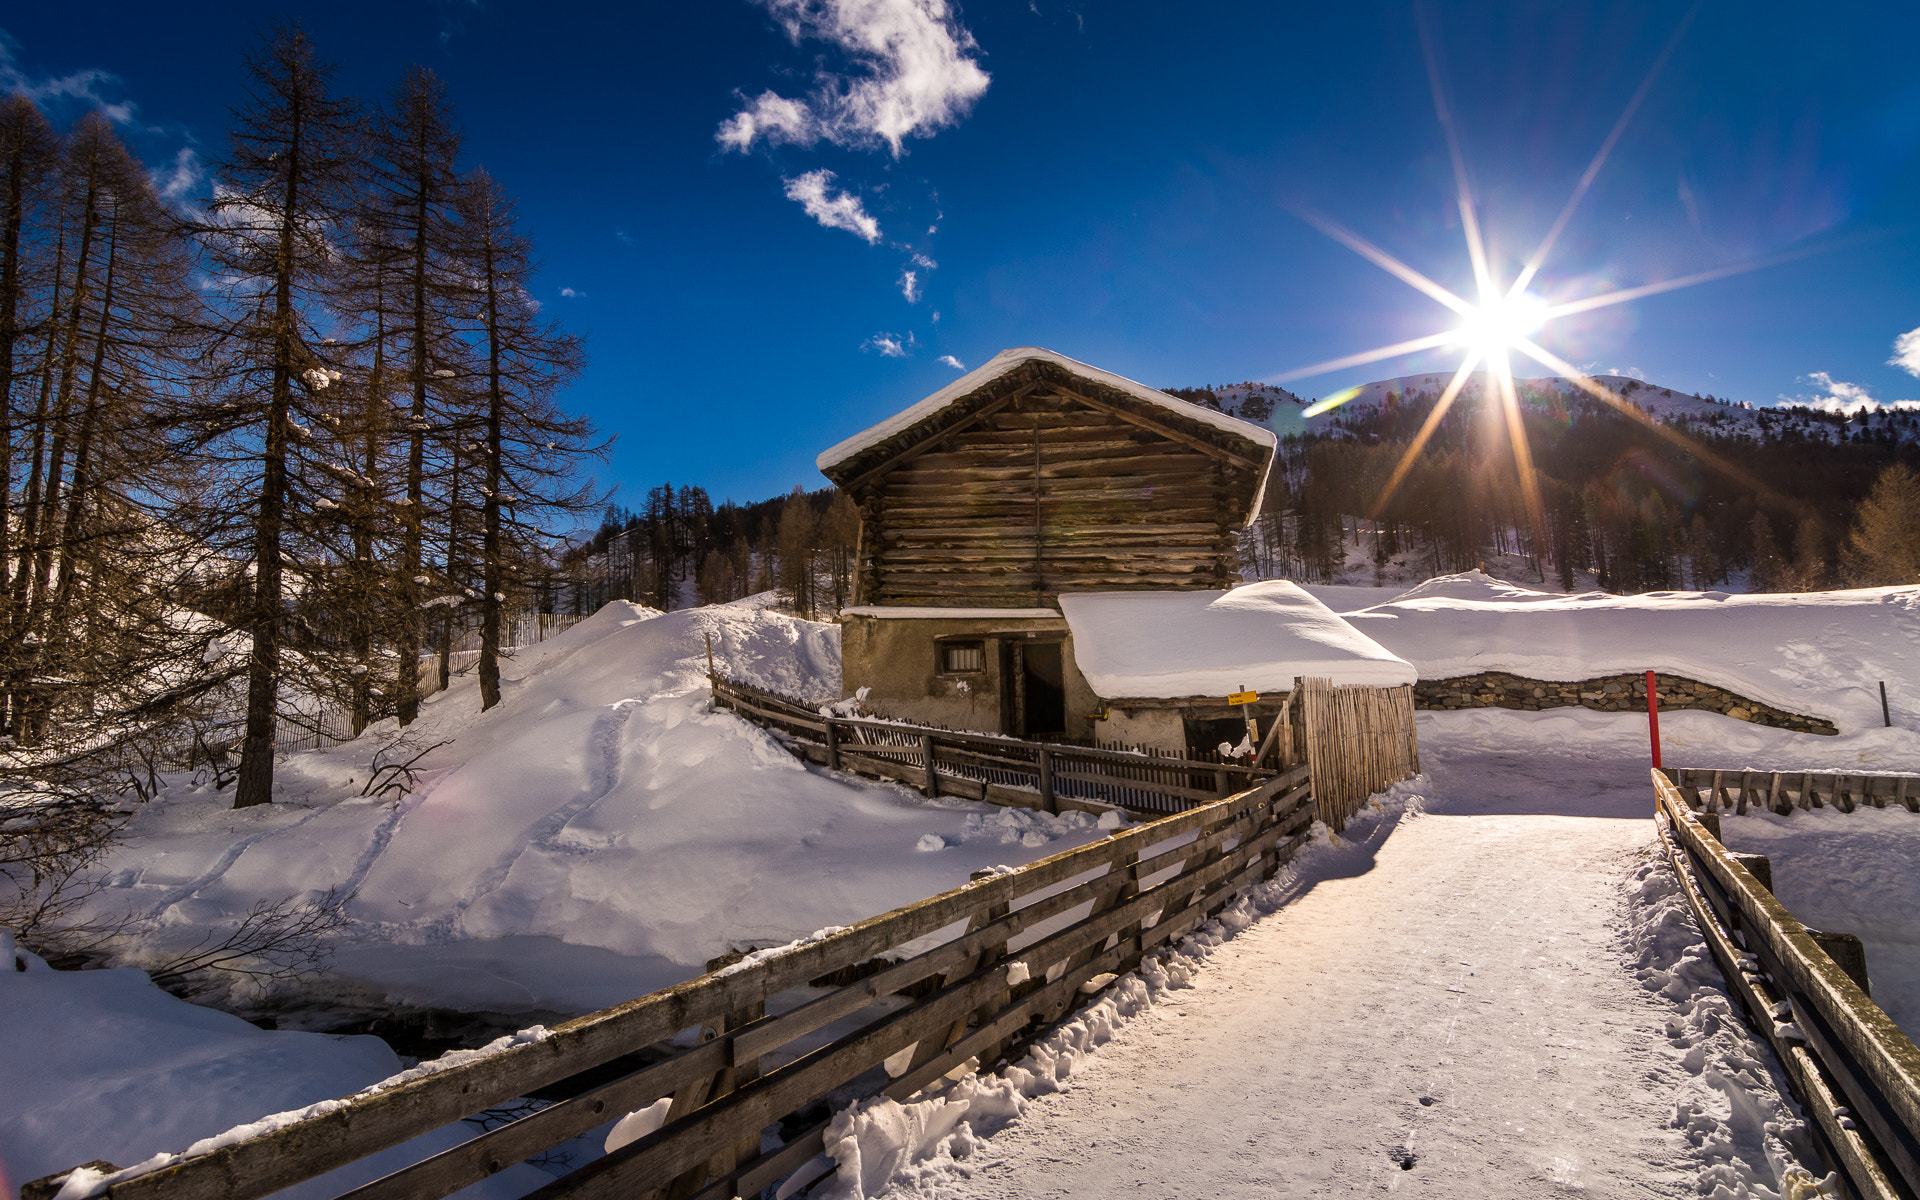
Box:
816;347;1278;519
1058;582;1418;700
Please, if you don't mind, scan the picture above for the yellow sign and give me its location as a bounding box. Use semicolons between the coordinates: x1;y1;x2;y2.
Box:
1226;690;1258;706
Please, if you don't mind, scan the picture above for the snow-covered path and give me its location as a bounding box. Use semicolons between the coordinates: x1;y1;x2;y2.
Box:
914;738;1763;1198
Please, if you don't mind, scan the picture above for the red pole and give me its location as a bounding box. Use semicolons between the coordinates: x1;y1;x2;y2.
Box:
1645;669;1662;769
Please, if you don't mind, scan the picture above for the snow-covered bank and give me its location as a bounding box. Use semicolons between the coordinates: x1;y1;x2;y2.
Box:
87;598;1109;1016
0;949;546;1200
1341;572;1920;734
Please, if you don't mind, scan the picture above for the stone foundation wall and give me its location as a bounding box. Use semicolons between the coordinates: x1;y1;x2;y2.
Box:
1413;670;1837;736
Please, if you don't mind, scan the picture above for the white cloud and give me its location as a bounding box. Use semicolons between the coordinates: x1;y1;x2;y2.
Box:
863;331;917;357
938;354;964;370
0;35;136;124
911;252;936;269
1892;325;1920;377
1777;371;1920;416
717;0;990;158
899;270;921;303
151;147;203;206
783;169;881;243
560;287;586;298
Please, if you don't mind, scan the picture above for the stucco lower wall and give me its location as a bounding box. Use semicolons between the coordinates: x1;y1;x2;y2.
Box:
839;613;1102;738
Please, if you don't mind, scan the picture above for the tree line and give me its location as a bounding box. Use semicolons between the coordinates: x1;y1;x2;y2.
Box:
0;28;602;812
560;484;858;619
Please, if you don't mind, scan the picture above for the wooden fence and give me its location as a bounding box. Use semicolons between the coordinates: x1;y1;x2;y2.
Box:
1295;678;1421;830
1652;769;1920;1200
28;766;1315;1200
711;675;1272;818
1661;767;1920;816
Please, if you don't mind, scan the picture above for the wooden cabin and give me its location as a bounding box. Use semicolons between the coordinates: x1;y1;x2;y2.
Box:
817;347;1280;745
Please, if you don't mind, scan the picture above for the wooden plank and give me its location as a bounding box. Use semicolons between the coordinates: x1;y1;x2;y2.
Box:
1049;384;1265;473
839;389;1029;496
1653;801;1907;1199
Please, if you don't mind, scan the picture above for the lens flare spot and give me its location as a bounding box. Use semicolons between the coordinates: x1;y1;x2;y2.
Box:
1303;386;1364;418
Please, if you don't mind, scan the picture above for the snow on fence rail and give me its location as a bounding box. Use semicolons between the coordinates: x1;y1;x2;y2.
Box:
710;674;1271;818
1653;770;1920;1200
26;766;1314;1200
1662;766;1920;816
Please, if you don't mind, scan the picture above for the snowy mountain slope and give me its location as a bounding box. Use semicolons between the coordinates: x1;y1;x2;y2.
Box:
92;599;1109;1016
1185;372;1920;445
1304;372;1920;444
1337;571;1920;734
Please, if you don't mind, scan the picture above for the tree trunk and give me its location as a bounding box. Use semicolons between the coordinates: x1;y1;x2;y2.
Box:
234;91;307;810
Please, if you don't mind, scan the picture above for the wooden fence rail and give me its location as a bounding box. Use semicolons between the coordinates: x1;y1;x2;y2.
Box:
712;675;1271;818
28;766;1315;1200
1661;767;1920;816
1652;769;1920;1200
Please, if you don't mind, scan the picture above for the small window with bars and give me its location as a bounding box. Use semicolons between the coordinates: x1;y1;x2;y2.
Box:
940;640;986;674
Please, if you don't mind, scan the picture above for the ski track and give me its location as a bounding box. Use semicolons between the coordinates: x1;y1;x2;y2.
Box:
140;804;339;921
442;698;641;926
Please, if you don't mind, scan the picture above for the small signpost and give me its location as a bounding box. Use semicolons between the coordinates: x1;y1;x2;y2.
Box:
1228;685;1259;760
1645;669;1662;769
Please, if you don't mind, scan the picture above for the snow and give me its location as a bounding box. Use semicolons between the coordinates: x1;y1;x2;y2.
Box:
815;347;1278;522
83;598;1110;1017
0;950;547;1200
1340;571;1920;733
1058;580;1416;698
805;707;1895;1200
1718;807;1920;1034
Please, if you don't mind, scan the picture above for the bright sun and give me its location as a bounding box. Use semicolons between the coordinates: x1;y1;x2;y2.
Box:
1451;293;1550;358
1273;6;1779;537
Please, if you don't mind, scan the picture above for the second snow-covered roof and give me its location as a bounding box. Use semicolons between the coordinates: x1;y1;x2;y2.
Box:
1059;582;1418;699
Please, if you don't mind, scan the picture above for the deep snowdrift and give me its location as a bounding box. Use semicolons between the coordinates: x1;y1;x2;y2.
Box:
91;598;1109;1014
1341;571;1920;733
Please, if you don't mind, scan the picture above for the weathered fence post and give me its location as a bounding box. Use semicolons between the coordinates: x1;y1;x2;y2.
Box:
922;734;938;798
824;720;840;771
1037;747;1056;814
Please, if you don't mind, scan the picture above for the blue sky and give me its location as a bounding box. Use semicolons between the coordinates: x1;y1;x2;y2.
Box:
5;2;1918;509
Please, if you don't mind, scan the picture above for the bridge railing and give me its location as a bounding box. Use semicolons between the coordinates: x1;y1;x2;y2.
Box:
29;766;1313;1200
1652;768;1920;1200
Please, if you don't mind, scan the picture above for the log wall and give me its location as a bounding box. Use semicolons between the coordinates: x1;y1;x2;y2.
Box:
856;385;1262;607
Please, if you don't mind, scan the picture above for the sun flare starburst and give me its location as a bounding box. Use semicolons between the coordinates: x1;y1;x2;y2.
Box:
1273;4;1786;534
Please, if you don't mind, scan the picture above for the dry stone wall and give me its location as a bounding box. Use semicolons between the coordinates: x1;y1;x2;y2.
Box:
1413;670;1837;736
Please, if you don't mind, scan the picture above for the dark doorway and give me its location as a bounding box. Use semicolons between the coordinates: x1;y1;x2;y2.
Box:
1021;641;1067;736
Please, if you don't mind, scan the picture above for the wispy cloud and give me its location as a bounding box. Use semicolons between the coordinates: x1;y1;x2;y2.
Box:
783;169;881;243
0;33;136;124
1892;326;1920;378
864;331;917;357
938;354;964;370
1778;371;1919;415
717;0;990;157
615;229;637;246
151;147;204;206
899;269;921;303
560;286;584;298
